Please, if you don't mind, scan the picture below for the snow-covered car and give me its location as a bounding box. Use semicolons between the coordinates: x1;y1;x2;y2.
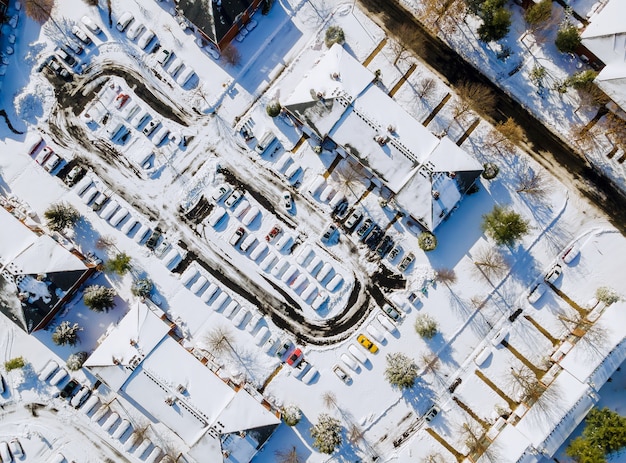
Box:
9;438;23;458
137;29;156;50
126;21;145;40
81;15;101;34
398;252;415;272
332;365;352;384
156;48;171;66
357;334;378;353
176;66;196;87
229;227;245;246
544;264;562;284
562;242;580;264
71;25;92;45
282;190;293;210
64;166;84;187
142;118;160;136
212;184;232;202
153;240;171;258
35;146;54;165
65;40;83;55
116;11;134;32
382;303;401;321
168;57;184;77
424;405;440;422
225;189;243;208
491;328;508;347
43;153;62;172
202;43;220;60
376;235;394;258
145;229;162;250
528;282;547;304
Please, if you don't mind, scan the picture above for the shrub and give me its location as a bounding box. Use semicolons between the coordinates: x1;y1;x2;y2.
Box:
261;0;272;15
414;313;438;339
105;253;131;275
524;0;552;27
567;70;597;90
66;351;89;371
384;352;418;389
482;162;499;180
4;357;26;371
83;285;116;312
555;22;581;53
595;287;620;305
418;232;437;251
481;205;529;246
266;100;281;118
310;414;342;454
282;404;302;426
131;278;154;298
325;26;345;48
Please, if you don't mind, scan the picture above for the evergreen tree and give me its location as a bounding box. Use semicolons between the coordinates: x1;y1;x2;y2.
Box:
566;408;626;462
44;202;80;232
83;285;116;312
524;0;552;28
556;22;581;53
414;314;438;339
384;352;419;389
477;0;511;42
282;404;302;426
52;321;82;346
481;205;529;246
310;414;342;454
266;100;282;118
131;278;153;298
105;252;132;275
325;26;345;48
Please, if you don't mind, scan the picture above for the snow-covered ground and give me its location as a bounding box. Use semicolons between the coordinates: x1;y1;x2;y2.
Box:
0;0;625;462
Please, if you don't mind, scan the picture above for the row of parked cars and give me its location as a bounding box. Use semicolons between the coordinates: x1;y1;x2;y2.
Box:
32;143;63;173
0;438;23;463
38;360;164;462
155;47;197;88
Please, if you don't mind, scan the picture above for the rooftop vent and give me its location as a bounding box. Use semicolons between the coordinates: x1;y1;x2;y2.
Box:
375;135;390;146
331;72;340;80
432;190;440;200
177;384;186;394
387;125;395;134
165;395;176;406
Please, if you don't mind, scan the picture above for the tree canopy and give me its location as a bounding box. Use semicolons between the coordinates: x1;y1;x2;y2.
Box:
481;205;529;246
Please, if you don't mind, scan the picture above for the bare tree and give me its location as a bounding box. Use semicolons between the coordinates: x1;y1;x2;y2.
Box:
509;366;544;405
419;0;466;35
605;112;626;150
275;446;303;463
422;453;447;463
322;391;338;410
487;117;525;154
416;76;437;99
347;422;364;445
515;163;552;200
389;23;422;66
204;326;253;379
558;312;608;350
222;44;241;66
454;81;496;121
472;245;509;283
435;268;456;287
334;160;366;199
96;235;117;251
25;0;55;23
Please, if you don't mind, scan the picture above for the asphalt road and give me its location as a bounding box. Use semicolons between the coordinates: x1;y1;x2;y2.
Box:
357;0;626;236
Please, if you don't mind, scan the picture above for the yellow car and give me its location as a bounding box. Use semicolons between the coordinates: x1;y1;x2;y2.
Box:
357;334;378;353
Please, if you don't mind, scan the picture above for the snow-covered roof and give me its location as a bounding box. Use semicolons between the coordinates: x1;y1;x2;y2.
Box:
86;302;280;459
581;0;626;111
0;207;91;332
283;44;482;231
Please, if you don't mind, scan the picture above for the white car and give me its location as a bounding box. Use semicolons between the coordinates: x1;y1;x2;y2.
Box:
282;190;293;210
81;15;101;34
225;190;243;208
344;209;362;229
137;29;156;50
211;184;232;202
562;243;580;264
126;21;145;40
528;282;547;304
71;25;92;45
544;264;562;284
116;11;134;32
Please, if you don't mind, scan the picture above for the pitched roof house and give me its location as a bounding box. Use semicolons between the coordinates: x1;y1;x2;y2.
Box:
283;44;483;231
0;205;95;333
175;0;262;50
85;302;281;463
581;0;626;112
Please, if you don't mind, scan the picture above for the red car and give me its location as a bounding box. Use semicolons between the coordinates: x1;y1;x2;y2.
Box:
286;348;302;366
265;225;281;242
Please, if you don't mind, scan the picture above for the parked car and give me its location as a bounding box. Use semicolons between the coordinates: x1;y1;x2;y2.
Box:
357;334;378;353
60;379;80;399
388;244;402;261
229;227;245;246
376;235;394;258
508;307;524;322
137;29;156;50
282;190;293;210
65;40;83;55
275;341;291;359
81;15;102;34
355;218;372;238
126;21;145;40
265;225;281;242
448;377;462;393
156;48;171;66
528;282;547;304
286;348;303;366
491;328;508;346
35;146;54;165
116;11;134;32
544;264;562;284
382;303;401;321
424;405;440;422
345;210;363;229
9;438;24;458
332;365;352;385
225;189;243;208
398;252;415;272
48;57;70;79
211;184;232;202
145;229;162;250
321;223;337;242
71;25;92;45
562;242;580;264
56;47;76;66
63;164;85;187
142;118;160;136
43;153;62;172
